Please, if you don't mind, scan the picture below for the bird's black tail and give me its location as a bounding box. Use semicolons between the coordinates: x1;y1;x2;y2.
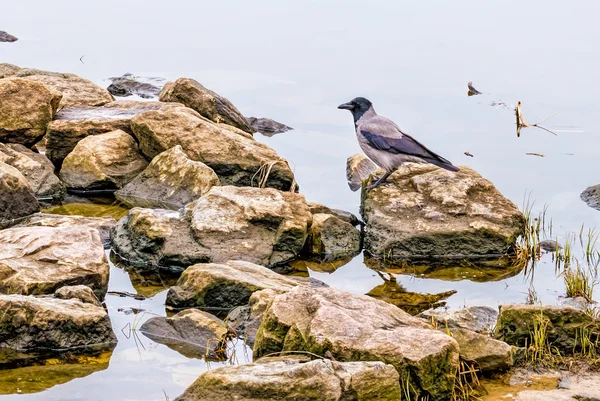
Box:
425;157;459;172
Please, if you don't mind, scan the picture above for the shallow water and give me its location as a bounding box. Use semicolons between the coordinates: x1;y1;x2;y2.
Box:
2;0;600;398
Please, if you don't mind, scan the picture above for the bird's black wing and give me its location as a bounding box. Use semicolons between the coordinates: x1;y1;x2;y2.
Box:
359;118;458;171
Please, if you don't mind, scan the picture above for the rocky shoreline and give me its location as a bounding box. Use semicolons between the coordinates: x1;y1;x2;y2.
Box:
1;64;599;400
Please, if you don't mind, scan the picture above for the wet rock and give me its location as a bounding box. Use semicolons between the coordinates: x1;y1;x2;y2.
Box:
0;162;40;225
0;78;61;146
0;294;116;350
246;117;292;136
0;63;21;78
367;280;456;315
2;65;113;107
159;77;253;133
346;154;378;192
55;285;101;306
514;372;600;400
45;100;179;166
14;213;117;248
303;213;361;260
495;304;600;353
59;130;148;190
307;202;361;226
361;163;525;265
253;286;459;400
107;73;163;99
174;358;401;401
0;226;110;299
115;145;220;209
450;328;513;372
0;143;65;199
166;260;323;309
0;31;18;42
131;107;295;190
186;186;312;266
140;309;227;359
225;288;279;347
581;184;600;212
418;306;498;333
539;239;561;252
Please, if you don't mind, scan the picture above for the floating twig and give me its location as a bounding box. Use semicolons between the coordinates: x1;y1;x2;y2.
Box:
464;152;474;157
526;153;545;158
516;101;558;137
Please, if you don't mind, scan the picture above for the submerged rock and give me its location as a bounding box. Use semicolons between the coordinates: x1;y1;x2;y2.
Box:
140;309;227;359
131;106;295;190
367;280;456;315
174;359;400;401
55;285;101;306
0;294;116;350
166;260;324;309
0;78;61;146
159;77;253;133
495;304;600;353
361;163;525;265
253;286;459;400
0;162;40;224
1;64;114;107
581;184;600;212
0;226;110;299
115;145;220;209
46;100;179;166
107;73;164;99
418;306;498;333
450;328;513;372
303;213;361;260
59;130;148;190
0;31;18;42
246;117;292;136
0;143;65;199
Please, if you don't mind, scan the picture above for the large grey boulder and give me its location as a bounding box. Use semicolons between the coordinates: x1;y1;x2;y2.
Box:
115;145;220;209
0;77;61;146
0;143;65;199
159;77;253;133
0;162;40;224
0;294;116;350
0;225;110;299
130;106;295;190
361;161;525;265
174;359;401;401
59;130;148;190
253;286;459;400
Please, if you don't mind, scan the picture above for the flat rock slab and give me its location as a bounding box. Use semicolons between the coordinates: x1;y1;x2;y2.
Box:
140;309;227;359
418;305;498;332
174;359;400;401
0;225;110;300
253;286;459;400
361;162;525;265
115;145;220;209
166;260;324;309
0;294;116;351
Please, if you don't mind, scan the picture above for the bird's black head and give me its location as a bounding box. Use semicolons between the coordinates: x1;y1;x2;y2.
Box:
338;97;373;123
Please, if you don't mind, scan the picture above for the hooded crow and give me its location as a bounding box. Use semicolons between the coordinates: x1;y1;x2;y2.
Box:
338;97;458;189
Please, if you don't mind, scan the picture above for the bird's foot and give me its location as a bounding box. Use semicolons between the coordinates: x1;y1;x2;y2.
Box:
366;177;388;190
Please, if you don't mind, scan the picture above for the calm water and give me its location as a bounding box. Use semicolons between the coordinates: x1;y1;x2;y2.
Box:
2;1;600;399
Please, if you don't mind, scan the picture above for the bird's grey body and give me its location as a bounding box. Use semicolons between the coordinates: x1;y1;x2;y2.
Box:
338;97;458;188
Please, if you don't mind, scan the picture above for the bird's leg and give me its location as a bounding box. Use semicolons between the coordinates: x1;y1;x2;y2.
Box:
367;170;393;190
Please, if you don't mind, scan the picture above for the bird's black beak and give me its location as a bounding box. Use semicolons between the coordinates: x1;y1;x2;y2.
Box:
337;102;355;110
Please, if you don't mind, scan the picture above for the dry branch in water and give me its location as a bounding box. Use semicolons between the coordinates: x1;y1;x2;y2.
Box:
516;101;558;137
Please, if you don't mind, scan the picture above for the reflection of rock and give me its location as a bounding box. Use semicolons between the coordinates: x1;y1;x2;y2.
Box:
581;184;600;212
0;78;61;146
0;351;112;395
159;77;253;133
303;213;361;260
0;294;116;350
418;306;498;333
0;143;66;199
174;359;401;401
140;309;227;359
361;163;525;266
166;260;324;309
111;253;179;297
59;130;149;190
366;279;456;315
55;285;101;306
246;117;292;136
107;73;164;99
287;257;353;274
0;31;18;42
450;328;513;372
115;145;220;209
496;304;600;354
0;226;109;299
346;153;378;192
254;286;459;399
0;162;40;224
131;106;295;190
